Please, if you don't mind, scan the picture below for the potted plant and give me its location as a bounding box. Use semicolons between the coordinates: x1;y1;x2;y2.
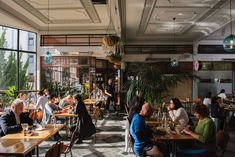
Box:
102;35;121;47
124;64;192;106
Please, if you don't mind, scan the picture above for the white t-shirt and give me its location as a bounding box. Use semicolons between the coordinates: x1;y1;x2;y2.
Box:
203;98;211;107
169;107;189;130
218;93;227;99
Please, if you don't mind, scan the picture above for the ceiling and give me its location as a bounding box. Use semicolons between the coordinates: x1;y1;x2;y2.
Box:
122;0;235;44
0;0;234;45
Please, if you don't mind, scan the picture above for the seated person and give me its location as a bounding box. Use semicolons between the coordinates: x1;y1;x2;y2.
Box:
128;95;145;122
183;104;216;155
0;99;34;136
130;102;163;157
95;84;107;108
58;95;73;109
203;92;212;107
17;92;28;107
42;94;65;124
218;89;229;102
168;98;189;132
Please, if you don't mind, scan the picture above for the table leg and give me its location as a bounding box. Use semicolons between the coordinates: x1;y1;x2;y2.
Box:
37;146;39;157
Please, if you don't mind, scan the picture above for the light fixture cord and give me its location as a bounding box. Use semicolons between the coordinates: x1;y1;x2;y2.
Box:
173;17;176;52
48;0;50;36
230;0;232;34
107;0;112;35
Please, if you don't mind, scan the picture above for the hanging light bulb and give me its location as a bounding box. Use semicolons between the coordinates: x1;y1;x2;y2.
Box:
223;0;235;52
44;0;52;64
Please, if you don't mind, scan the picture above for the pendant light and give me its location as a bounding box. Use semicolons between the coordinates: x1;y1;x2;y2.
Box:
171;17;179;67
44;0;52;64
223;0;235;52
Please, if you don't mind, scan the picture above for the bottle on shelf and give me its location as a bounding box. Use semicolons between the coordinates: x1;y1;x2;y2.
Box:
157;108;162;122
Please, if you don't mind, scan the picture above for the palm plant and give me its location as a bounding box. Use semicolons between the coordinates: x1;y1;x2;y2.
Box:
125;64;193;106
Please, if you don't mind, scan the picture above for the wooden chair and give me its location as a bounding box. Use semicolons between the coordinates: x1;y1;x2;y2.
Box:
45;141;63;157
92;107;100;125
36;110;43;123
61;128;78;157
216;130;230;157
124;104;129;115
91;107;100;143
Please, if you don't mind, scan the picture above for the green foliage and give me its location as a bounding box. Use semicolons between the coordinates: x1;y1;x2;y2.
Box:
0;31;31;91
125;64;192;106
3;86;18;106
0;31;6;88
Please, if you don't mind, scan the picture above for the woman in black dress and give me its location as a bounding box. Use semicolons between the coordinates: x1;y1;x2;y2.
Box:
71;94;96;143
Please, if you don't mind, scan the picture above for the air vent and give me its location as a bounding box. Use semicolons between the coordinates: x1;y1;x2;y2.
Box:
91;0;107;4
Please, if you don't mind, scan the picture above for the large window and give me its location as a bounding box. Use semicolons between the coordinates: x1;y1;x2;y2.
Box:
0;26;37;91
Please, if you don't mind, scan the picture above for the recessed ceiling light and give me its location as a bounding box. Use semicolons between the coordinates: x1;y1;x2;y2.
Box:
178;13;183;16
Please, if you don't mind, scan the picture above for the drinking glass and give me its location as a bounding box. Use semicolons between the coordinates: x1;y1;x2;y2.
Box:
21;123;29;136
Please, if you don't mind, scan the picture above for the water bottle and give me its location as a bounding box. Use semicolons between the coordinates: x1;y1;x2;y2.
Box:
162;112;167;129
157;109;162;122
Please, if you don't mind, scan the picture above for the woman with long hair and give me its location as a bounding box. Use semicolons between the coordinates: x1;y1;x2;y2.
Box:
70;94;96;144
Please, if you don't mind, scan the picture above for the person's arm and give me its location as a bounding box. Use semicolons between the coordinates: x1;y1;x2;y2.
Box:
104;89;112;97
184;120;213;143
20;112;34;126
0;113;22;135
35;97;42;109
169;109;182;122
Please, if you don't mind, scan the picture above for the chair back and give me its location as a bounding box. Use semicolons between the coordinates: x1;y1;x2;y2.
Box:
45;141;63;157
36;111;43;123
124;104;129;115
70;126;79;149
216;130;230;157
92;107;100;125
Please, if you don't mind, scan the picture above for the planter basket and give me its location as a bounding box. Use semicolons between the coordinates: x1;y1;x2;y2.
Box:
102;35;120;47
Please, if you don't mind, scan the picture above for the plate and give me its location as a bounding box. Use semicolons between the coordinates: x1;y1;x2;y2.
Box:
35;127;45;131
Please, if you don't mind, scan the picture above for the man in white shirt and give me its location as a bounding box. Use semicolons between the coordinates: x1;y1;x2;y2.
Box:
35;90;48;111
218;89;228;101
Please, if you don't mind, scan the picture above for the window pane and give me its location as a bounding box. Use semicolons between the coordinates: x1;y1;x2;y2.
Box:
19;30;36;52
19;53;36;90
0;26;17;50
0;50;17;90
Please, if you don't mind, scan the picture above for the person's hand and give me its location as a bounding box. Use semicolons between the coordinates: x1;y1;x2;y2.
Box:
62;108;68;113
183;128;192;135
167;106;171;111
162;101;166;107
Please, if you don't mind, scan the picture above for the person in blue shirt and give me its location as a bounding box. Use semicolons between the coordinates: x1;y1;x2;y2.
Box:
130;103;163;157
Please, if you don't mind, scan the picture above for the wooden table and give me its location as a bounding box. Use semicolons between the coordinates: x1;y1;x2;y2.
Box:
84;99;96;105
0;124;64;157
145;118;161;126
224;106;235;111
0;139;41;156
153;133;196;157
53;112;78;136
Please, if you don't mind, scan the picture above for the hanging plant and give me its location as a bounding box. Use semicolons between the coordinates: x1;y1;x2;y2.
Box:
102;35;121;47
106;52;122;64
